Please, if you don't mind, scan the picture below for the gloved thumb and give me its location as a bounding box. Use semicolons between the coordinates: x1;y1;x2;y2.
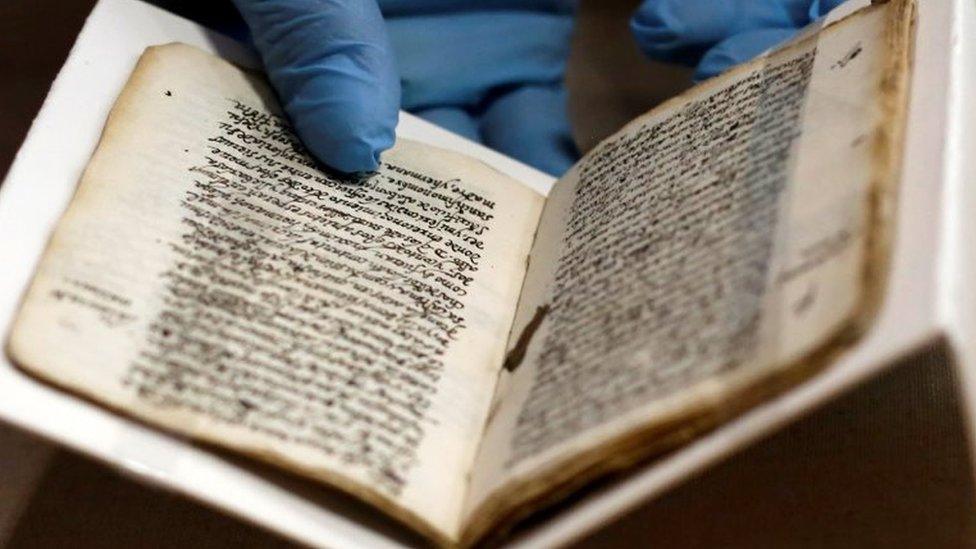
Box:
231;0;400;173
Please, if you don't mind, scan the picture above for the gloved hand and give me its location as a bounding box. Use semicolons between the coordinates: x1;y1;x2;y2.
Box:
231;0;577;176
631;0;849;81
232;0;848;176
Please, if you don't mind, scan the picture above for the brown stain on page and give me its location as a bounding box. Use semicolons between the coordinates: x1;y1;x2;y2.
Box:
502;304;550;373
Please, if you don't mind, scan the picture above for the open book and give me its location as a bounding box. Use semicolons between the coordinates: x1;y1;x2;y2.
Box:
7;1;913;545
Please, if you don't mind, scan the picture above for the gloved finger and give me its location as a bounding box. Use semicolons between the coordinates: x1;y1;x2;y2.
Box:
231;0;399;173
479;85;579;176
386;11;574;111
378;0;574;17
810;0;850;19
631;0;812;66
694;27;800;80
413;107;482;143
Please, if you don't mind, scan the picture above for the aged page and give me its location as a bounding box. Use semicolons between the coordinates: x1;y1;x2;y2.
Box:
7;44;543;543
463;1;912;539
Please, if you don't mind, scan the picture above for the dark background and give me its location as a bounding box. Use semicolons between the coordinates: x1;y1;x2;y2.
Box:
1;1;975;547
0;1;95;184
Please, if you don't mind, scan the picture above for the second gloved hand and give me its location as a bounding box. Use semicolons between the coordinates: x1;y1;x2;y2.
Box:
631;0;850;81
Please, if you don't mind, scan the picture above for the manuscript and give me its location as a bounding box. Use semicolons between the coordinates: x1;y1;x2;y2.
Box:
7;1;914;545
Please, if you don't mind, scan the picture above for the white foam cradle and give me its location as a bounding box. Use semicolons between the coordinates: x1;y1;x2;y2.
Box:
0;0;974;547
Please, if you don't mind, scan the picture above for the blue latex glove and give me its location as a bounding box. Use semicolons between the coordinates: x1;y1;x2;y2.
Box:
631;0;849;81
230;0;400;174
232;0;849;176
231;0;577;176
381;0;578;176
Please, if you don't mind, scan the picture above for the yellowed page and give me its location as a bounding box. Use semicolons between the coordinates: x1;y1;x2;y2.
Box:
7;44;543;544
462;1;912;540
